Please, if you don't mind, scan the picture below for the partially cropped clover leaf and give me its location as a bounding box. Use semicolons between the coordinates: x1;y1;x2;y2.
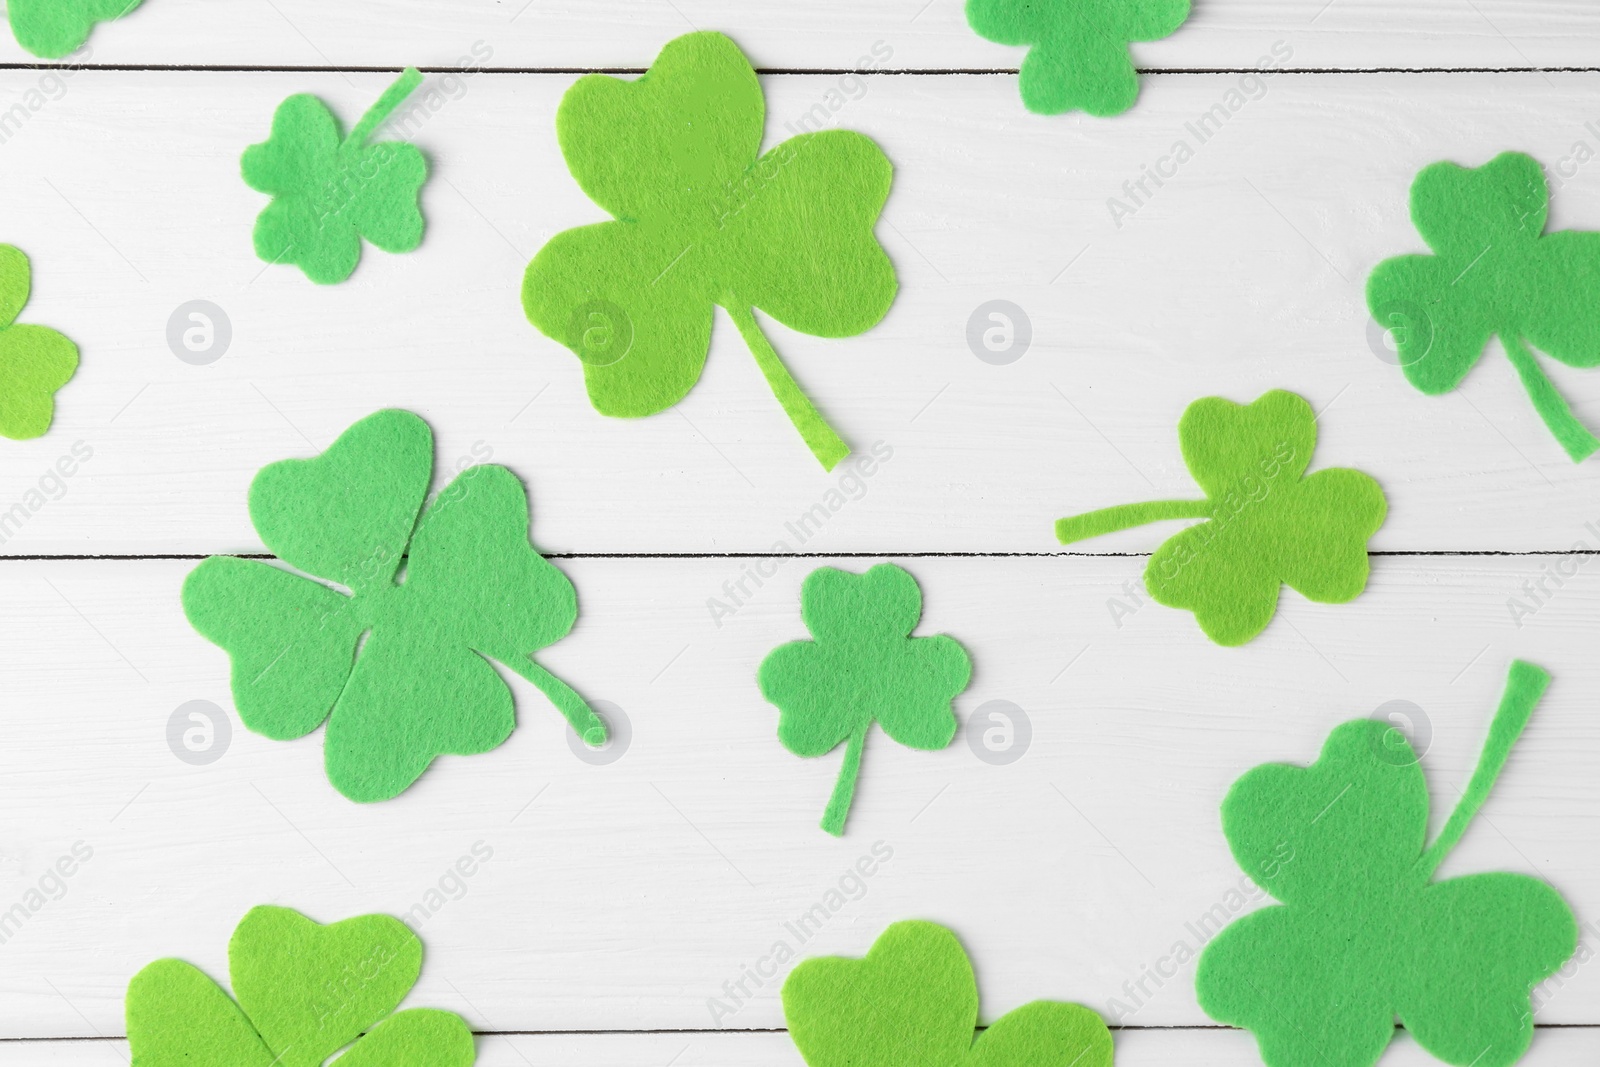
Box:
1368;151;1600;462
242;68;428;284
1197;660;1576;1067
522;31;896;471
759;564;971;835
966;0;1189;116
127;905;475;1067
8;0;142;59
182;409;605;802
0;245;76;439
784;921;1113;1067
1054;390;1386;646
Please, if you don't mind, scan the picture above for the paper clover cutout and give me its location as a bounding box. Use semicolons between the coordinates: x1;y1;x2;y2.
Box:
127;905;475;1067
1197;660;1576;1067
1368;151;1600;462
182;409;606;802
0;245;77;440
965;0;1190;116
242;68;428;284
784;921;1113;1067
7;0;143;59
1055;390;1386;646
759;564;971;835
522;31;897;471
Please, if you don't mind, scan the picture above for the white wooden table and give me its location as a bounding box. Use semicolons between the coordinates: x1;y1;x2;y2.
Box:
4;1;1600;1063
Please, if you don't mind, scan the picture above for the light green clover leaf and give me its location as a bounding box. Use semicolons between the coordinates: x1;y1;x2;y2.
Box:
0;245;77;440
7;0;143;59
242;68;428;284
1197;660;1576;1067
759;564;971;835
182;409;605;802
522;31;896;470
1055;390;1386;646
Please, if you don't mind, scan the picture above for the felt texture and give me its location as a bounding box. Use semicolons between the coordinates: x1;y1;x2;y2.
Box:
181;409;605;802
242;68;428;285
965;0;1189;116
1196;660;1575;1067
0;245;76;440
759;564;971;835
8;0;142;58
1055;390;1386;646
783;921;1113;1067
126;905;475;1067
522;31;896;471
1368;151;1600;462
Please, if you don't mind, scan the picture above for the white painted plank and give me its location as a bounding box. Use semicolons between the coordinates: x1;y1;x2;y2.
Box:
3;71;1600;554
6;1029;1600;1067
0;555;1596;1036
0;1;1597;72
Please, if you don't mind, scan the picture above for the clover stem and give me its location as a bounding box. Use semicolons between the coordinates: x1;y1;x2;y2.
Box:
821;723;869;837
1415;660;1550;880
1501;335;1600;463
1055;500;1213;545
511;658;609;747
345;67;424;150
726;304;851;471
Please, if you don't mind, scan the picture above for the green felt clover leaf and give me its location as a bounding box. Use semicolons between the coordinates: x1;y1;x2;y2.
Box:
7;0;143;59
1197;660;1576;1067
759;564;971;835
182;409;606;802
1368;151;1600;462
0;245;77;440
522;31;897;471
784;921;1113;1067
127;905;476;1067
1054;390;1386;646
242;68;429;284
965;0;1190;116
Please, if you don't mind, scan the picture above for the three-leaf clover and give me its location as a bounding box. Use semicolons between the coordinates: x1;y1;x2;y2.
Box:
1054;390;1386;646
1196;660;1576;1067
1368;151;1600;462
182;409;606;802
759;564;971;835
243;68;429;284
127;905;475;1067
522;31;897;471
784;921;1113;1067
0;245;77;440
966;0;1190;116
7;0;142;59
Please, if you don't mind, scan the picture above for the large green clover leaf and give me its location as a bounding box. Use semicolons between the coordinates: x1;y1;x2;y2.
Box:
784;921;1112;1067
965;0;1190;116
1055;390;1386;646
1197;661;1576;1067
0;245;77;440
243;69;428;285
182;409;605;802
522;31;897;471
127;905;475;1067
1368;151;1600;462
758;564;971;835
7;0;142;59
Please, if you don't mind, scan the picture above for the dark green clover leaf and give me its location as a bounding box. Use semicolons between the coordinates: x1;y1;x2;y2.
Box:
966;0;1190;116
522;31;896;471
242;68;428;284
759;564;971;835
1197;661;1577;1067
784;921;1113;1067
1368;151;1600;462
8;0;143;59
1055;390;1386;646
127;905;475;1067
182;409;605;802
